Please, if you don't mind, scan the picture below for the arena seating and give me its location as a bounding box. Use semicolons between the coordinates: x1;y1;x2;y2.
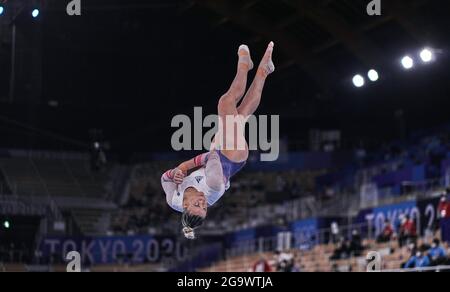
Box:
1;130;448;269
0;156;111;199
0;154;117;236
110;128;449;237
110;160;325;235
200;236;450;272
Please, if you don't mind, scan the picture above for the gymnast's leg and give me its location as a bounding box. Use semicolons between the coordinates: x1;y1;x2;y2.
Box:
213;45;253;158
237;42;275;118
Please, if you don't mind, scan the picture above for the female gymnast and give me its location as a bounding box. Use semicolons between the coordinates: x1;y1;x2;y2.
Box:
161;42;275;239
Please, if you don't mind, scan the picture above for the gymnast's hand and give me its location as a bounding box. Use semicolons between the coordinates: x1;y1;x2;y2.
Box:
172;168;185;184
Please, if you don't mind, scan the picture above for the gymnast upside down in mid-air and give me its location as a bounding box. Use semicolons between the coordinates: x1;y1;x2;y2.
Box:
161;42;275;239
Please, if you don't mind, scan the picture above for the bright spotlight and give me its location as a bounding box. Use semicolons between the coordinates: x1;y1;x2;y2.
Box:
368;69;379;82
0;6;4;16
401;56;414;70
420;48;433;63
3;221;10;229
32;9;40;18
352;74;365;88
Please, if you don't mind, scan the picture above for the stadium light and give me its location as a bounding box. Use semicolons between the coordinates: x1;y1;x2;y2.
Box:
352;74;365;88
368;69;379;82
0;6;4;16
401;56;414;70
32;8;40;18
420;48;434;63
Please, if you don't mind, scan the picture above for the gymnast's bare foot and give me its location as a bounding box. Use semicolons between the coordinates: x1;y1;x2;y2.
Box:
258;41;275;77
238;44;254;71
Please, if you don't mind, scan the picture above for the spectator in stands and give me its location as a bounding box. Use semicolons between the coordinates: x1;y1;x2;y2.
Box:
395;214;405;236
428;238;448;266
434;191;450;234
404;245;431;269
274;250;294;272
330;221;340;244
253;256;272;272
349;230;364;257
290;254;302;272
438;191;450;220
330;237;350;260
398;215;417;247
377;219;394;243
401;242;417;269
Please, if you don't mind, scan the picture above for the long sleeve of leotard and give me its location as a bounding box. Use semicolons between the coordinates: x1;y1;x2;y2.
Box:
161;169;178;205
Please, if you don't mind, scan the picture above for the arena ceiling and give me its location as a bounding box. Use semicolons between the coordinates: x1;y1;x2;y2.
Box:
0;0;449;157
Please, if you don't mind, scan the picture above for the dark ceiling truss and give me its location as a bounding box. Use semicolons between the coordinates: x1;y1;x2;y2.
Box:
186;0;437;98
384;0;437;45
192;0;336;97
279;0;383;67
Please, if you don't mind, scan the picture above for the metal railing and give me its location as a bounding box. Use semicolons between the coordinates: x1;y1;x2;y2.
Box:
224;221;371;260
216;175;448;236
0;195;47;216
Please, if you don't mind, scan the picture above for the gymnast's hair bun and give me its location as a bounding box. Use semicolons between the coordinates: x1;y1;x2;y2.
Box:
183;227;196;240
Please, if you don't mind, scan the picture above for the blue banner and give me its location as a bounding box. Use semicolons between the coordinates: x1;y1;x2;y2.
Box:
365;200;417;236
417;197;441;235
290;218;318;249
372;165;425;188
225;228;256;249
39;235;187;265
442;158;450;177
355;197;447;237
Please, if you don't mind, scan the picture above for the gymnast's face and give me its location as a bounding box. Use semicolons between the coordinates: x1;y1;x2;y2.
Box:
184;188;208;218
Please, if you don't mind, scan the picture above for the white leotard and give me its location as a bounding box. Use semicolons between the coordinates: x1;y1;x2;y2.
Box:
163;167;230;213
